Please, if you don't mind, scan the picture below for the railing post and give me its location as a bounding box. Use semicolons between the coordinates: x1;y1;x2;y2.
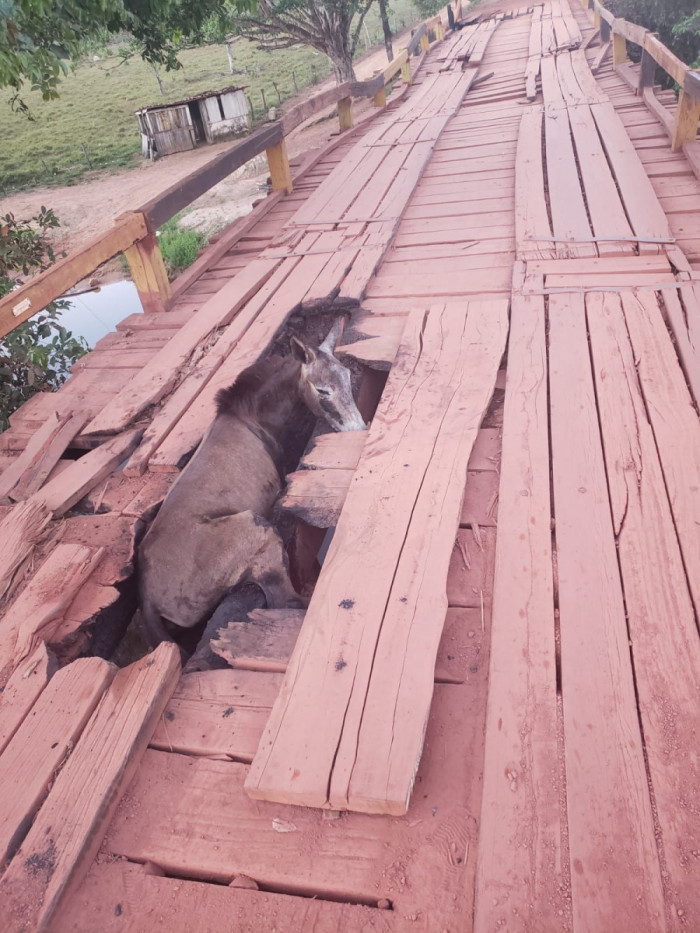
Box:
612;32;627;66
373;85;387;108
337;96;353;132
121;225;171;315
638;43;657;94
672;90;700;152
435;21;444;41
265;138;293;194
420;33;430;53
401;56;412;84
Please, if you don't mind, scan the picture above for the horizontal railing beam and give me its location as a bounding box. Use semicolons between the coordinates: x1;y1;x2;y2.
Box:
0;212;149;339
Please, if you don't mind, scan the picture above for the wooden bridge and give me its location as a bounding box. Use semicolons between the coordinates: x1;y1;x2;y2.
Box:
0;1;699;929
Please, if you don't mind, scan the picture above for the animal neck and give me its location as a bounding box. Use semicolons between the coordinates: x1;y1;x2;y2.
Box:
253;360;314;475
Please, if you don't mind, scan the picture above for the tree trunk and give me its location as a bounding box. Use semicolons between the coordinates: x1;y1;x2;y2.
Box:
226;42;236;74
378;0;393;62
327;43;357;82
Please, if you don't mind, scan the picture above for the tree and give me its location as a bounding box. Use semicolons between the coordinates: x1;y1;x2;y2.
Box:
233;0;376;82
0;210;87;430
607;0;700;68
378;0;393;62
0;0;244;109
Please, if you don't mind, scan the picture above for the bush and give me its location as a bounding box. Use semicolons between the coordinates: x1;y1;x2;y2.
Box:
158;217;204;275
0;209;87;430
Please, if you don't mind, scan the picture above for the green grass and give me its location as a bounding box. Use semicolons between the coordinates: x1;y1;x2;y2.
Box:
158;216;205;275
0;0;422;195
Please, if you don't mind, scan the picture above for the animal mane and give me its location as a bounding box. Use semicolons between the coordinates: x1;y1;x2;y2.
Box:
215;355;296;418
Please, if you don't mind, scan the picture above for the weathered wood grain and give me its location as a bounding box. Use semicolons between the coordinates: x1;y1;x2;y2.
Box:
548;292;666;930
246;300;508;814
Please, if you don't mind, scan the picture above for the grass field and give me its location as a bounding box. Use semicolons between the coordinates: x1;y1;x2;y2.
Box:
0;1;422;194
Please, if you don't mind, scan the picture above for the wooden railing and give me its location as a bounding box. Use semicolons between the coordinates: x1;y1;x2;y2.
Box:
583;0;700;157
0;8;455;339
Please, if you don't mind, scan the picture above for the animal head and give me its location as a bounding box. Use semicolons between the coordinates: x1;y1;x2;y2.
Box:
291;319;367;432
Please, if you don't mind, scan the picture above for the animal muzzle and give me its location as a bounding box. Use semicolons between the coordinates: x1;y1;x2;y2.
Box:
333;402;367;432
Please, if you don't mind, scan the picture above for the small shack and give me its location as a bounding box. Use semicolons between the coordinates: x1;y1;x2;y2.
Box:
136;86;249;159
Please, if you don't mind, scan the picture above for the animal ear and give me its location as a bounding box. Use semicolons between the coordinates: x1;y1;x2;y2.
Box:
290;336;316;365
319;317;346;354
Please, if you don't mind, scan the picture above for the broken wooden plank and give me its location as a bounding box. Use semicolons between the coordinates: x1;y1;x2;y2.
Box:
474;294;565;930
0;412;87;502
246;300;509;814
0;644;54;757
279;468;354;527
587;291;700;923
0;499;51;598
0;643;180;932
548;292;666;929
210;609;305;673
300;431;366;471
0;543;103;685
0;657;114;870
32;429;143;517
336;334;400;370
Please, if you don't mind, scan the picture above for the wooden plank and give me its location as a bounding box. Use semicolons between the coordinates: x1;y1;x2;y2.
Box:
279;468;354;527
515;108;556;259
588;99;672;254
0;657;114;870
563;99;635;256
150;669;283;762
548;292;666;930
53;861;400;933
0;412;87;502
107;683;480;926
0;644;180;931
32;429;143;517
0;645;54;757
474;294;565;930
663;284;700;406
587;291;700;923
540;58;597;258
84;257;283;436
621;290;700;618
300;431;366;471
0;499;51;598
0;543;103;685
246;300;509;814
210;609;306;673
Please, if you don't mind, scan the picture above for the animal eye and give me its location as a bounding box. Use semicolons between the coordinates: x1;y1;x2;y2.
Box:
317;386;332;396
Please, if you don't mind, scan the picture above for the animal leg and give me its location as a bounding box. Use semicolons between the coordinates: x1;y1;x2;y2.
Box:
245;515;302;609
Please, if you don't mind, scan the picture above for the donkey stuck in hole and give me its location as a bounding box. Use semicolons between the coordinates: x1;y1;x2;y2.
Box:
138;318;366;648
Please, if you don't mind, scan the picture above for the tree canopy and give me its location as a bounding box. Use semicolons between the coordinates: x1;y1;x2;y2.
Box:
0;0;245;106
608;0;700;67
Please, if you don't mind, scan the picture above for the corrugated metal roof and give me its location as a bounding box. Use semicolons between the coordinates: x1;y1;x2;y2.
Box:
136;85;248;115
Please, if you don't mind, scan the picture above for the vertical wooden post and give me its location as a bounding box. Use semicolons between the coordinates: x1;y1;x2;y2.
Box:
420;33;430;53
638;46;657;94
435;21;444;41
122;232;171;314
265;139;293;194
401;58;412;83
373;85;387;108
337;96;353;132
671;90;700;152
612;32;627;66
